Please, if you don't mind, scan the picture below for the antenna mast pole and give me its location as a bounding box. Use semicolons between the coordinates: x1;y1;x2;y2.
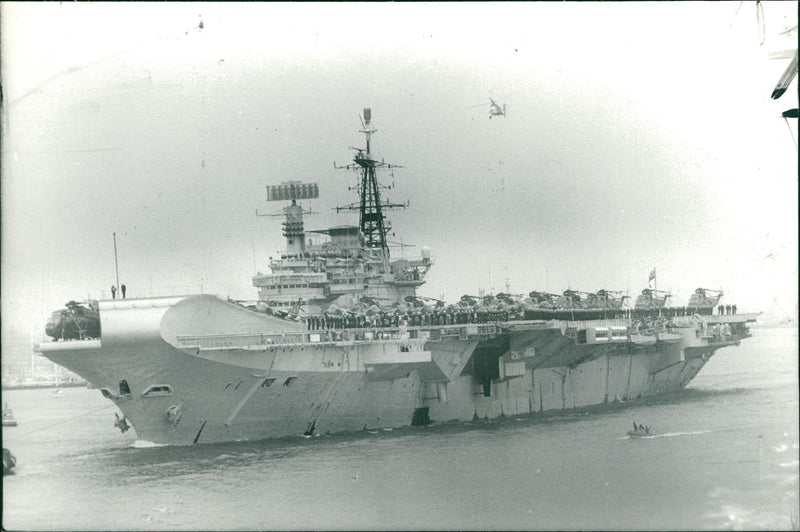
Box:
654;267;657;295
113;232;120;295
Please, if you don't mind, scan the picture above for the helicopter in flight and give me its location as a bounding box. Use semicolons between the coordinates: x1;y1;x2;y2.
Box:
488;98;507;119
467;98;507;119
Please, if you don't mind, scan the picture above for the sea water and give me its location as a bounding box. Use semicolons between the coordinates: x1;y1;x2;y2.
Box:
2;327;797;530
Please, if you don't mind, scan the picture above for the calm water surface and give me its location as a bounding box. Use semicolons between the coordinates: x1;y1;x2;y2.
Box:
3;327;798;530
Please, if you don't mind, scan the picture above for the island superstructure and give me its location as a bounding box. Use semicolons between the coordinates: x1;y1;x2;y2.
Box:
38;109;757;445
252;109;431;316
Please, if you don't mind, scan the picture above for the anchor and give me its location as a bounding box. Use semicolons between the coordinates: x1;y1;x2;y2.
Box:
113;413;130;433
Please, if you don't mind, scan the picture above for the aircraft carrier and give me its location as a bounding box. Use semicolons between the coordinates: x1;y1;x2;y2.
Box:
38;109;757;445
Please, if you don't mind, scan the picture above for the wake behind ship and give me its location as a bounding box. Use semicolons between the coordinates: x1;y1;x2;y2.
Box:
38;110;757;445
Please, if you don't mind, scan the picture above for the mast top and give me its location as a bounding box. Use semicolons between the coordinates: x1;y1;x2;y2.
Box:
358;108;377;159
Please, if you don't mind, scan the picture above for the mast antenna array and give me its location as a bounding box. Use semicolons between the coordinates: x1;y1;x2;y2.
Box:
334;109;408;270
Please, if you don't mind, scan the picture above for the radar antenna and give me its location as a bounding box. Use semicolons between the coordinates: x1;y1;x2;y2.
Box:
257;181;319;255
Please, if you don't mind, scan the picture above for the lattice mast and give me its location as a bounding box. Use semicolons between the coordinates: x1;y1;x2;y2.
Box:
257;181;319;256
336;108;407;272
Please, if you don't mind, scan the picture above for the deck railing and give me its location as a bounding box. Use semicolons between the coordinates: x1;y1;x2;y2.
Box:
175;322;498;350
174;314;748;351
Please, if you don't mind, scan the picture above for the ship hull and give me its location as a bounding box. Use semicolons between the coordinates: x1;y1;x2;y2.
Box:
38;295;752;445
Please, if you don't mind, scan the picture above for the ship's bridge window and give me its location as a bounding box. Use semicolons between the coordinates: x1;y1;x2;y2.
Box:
142;385;173;397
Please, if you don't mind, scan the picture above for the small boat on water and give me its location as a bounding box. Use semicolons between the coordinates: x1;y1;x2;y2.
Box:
50;388;65;398
628;422;653;438
3;448;16;475
2;403;17;427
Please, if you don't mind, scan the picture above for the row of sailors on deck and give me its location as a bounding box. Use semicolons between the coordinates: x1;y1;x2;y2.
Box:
713;323;732;339
304;305;741;331
634;306;720;317
306;309;512;330
630;305;737;317
524;306;730;319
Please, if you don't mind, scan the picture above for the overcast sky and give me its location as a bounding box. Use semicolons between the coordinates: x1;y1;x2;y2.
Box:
2;2;797;336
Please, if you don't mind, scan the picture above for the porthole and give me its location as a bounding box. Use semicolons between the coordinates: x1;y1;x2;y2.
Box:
142;385;174;398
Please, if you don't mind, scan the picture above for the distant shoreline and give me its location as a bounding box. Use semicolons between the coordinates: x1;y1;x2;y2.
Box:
2;382;88;391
